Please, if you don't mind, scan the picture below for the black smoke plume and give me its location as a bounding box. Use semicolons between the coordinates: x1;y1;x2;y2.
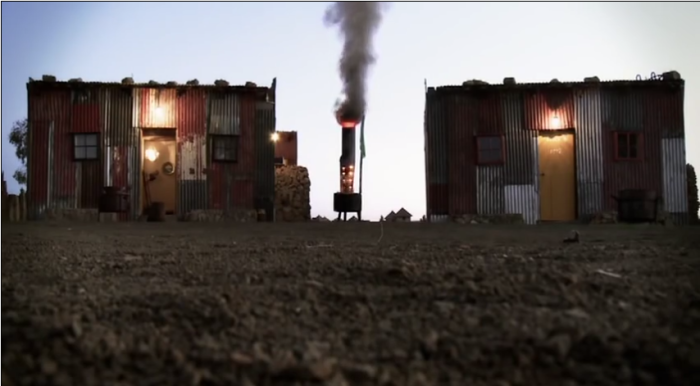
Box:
325;2;385;121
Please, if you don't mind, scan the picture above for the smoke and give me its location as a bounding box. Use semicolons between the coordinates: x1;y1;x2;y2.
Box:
325;2;385;121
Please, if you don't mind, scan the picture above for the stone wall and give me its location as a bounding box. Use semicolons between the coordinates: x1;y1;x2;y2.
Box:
275;165;311;222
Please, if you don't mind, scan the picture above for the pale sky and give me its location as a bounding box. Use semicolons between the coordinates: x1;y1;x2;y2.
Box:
2;2;698;220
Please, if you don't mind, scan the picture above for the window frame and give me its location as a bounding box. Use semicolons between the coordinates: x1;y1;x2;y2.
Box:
613;131;644;162
72;133;100;162
211;134;240;163
475;135;506;166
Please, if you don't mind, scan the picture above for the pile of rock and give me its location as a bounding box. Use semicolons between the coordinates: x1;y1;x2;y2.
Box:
275;165;311;222
688;164;699;223
452;214;525;225
183;209;257;222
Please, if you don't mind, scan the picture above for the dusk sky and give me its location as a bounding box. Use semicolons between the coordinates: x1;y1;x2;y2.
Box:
2;2;698;220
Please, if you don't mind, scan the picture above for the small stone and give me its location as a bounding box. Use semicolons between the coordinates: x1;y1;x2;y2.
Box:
308;358;337;381
231;351;254;366
340;362;377;382
546;334;572;359
564;308;589;319
40;358;58;375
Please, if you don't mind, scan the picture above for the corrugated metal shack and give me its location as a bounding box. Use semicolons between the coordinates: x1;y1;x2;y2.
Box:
424;73;688;224
26;77;277;221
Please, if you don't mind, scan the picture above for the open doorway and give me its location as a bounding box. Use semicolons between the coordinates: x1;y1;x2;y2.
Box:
142;129;177;216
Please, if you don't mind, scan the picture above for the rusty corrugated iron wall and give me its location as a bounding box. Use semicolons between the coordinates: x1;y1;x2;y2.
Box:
137;88;178;128
254;99;276;220
424;88;449;217
524;87;576;130
71;89;102;210
601;85;663;212
501;90;539;224
658;81;687;224
177;88;208;216
574;85;604;219
474;89;505;216
426;77;686;224
662;138;688;224
26;80;276;221
208;90;256;213
101;88;139;220
446;92;477;216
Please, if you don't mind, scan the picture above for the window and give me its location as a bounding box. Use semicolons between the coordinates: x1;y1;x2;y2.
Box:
73;133;99;161
475;135;505;165
212;135;239;162
614;132;643;161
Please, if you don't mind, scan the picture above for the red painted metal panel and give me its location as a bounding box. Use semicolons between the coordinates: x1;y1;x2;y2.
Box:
239;92;256;175
524;88;575;130
52;120;76;201
446;93;477;216
28;88;70;122
28;121;49;216
427;183;448;215
654;86;685;139
78;161;102;209
27;88;74;216
177;88;208;181
602;85;664;211
71;104;100;132
209;91;257;211
137;88;178;128
232;180;254;208
474;89;503;135
177;88;208;215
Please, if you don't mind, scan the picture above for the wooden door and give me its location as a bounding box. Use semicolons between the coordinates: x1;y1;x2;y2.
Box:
538;131;576;221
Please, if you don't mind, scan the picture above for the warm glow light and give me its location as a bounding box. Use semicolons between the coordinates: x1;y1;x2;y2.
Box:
271;132;279;142
145;148;160;162
551;115;560;128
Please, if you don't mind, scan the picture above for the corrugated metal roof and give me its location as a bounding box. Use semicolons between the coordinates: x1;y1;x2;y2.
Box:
429;74;684;94
27;78;276;100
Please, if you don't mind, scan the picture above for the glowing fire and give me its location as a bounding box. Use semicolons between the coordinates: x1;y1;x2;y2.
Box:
336;110;359;128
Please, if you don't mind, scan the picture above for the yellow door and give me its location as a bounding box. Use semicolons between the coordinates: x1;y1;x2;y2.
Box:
538;131;576;221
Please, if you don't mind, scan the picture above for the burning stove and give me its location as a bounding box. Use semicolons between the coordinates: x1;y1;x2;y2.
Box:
334;113;363;221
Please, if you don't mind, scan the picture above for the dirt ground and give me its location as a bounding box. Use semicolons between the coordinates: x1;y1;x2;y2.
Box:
2;222;700;386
